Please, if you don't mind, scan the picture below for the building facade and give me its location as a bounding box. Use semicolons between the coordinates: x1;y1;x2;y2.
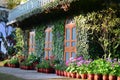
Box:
6;0;120;61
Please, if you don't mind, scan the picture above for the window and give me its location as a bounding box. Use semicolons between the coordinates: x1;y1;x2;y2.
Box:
29;31;35;54
44;27;52;58
64;20;76;61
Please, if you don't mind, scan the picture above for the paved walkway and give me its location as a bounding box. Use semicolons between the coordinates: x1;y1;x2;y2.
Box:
0;67;66;80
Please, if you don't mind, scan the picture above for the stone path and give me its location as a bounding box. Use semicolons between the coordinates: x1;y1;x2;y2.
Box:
0;67;66;80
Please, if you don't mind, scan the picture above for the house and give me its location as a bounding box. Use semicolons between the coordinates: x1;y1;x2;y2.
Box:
6;0;120;61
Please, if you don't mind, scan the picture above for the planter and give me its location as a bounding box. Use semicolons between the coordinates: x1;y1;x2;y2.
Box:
64;71;67;77
45;68;49;73
88;74;94;80
66;72;71;77
117;76;120;80
43;68;46;73
94;74;102;80
103;75;109;80
55;70;59;75
4;63;8;67
76;73;81;79
71;73;76;78
57;70;61;75
60;70;64;76
81;74;87;79
109;75;117;80
37;68;42;72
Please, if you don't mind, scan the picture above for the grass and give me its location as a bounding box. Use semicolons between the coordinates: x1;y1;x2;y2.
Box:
0;72;26;80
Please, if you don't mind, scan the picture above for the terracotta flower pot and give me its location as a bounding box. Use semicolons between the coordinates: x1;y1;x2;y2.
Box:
94;74;102;80
109;75;117;80
88;74;94;80
58;70;61;75
71;73;76;78
76;73;81;79
43;69;46;73
45;68;49;73
64;71;67;77
81;74;87;79
103;74;109;80
67;72;71;77
60;70;64;76
117;76;120;80
55;70;57;74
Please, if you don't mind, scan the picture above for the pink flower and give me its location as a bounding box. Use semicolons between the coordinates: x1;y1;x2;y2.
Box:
65;61;69;66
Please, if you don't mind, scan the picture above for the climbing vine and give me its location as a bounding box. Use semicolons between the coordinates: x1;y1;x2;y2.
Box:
14;28;24;54
52;19;65;61
35;25;46;59
74;15;90;59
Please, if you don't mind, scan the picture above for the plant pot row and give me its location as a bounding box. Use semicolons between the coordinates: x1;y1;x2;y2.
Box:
87;74;119;80
20;65;34;70
4;63;19;68
37;68;55;73
55;70;120;80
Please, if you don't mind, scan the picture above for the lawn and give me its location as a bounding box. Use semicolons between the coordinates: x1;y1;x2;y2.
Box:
0;72;26;80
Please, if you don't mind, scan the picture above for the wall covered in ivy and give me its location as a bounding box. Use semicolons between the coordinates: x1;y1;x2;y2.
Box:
33;8;120;60
35;25;46;59
74;15;90;59
52;19;65;60
23;30;29;58
34;19;65;61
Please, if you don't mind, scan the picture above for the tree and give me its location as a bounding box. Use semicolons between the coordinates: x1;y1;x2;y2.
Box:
87;8;120;58
7;0;27;9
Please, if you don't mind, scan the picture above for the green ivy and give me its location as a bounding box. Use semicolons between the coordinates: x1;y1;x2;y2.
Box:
23;30;29;57
35;25;46;59
52;19;65;61
14;28;24;54
74;15;90;59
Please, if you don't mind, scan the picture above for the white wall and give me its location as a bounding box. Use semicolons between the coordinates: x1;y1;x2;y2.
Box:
0;22;14;54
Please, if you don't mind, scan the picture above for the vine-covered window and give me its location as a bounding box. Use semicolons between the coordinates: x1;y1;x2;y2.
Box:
64;19;76;61
29;31;35;54
45;27;52;59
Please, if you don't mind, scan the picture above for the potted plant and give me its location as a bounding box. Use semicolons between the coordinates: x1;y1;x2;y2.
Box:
87;62;95;80
25;61;34;70
54;63;65;76
9;57;19;68
109;64;118;80
68;63;77;78
77;64;87;79
36;63;44;72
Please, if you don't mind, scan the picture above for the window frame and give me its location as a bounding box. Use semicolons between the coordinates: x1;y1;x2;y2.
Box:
29;31;35;54
64;22;77;61
44;27;52;58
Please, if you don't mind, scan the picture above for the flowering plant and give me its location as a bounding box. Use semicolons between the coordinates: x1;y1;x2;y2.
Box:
77;64;88;74
65;56;91;74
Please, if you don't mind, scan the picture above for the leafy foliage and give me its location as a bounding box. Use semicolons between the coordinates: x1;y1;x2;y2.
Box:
35;25;45;59
74;15;90;59
7;0;21;9
74;8;120;59
52;19;65;60
86;8;120;58
14;28;24;54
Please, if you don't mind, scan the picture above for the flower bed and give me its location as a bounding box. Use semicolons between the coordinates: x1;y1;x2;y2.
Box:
54;56;120;80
